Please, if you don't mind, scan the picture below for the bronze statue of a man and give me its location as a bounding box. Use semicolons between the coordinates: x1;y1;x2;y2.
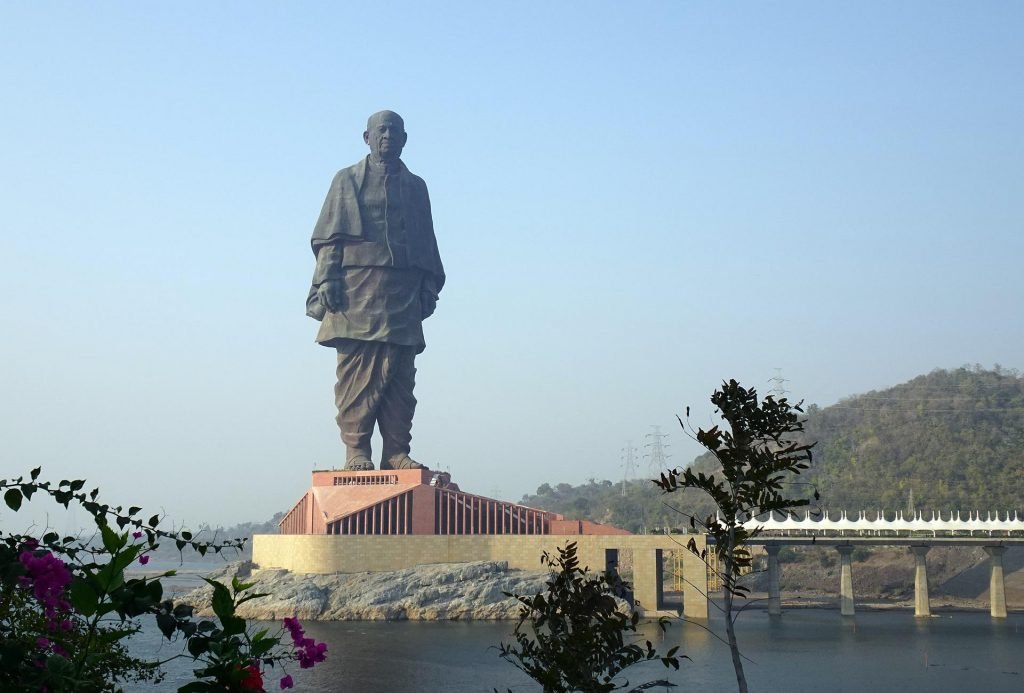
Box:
306;111;444;471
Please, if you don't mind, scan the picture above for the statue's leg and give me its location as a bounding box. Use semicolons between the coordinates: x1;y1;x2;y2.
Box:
335;340;386;471
378;345;423;470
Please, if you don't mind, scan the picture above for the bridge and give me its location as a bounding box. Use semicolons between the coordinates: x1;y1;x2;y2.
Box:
726;510;1024;618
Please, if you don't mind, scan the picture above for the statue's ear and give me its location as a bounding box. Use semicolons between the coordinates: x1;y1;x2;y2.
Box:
363;130;370;145
400;131;408;147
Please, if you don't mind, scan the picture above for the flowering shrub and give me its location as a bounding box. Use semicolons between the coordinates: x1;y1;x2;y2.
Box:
1;468;329;692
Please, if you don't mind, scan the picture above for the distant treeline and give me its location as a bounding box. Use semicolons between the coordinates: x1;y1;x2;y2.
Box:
520;366;1024;532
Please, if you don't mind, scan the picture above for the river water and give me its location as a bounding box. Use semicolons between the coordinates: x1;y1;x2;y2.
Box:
128;608;1024;693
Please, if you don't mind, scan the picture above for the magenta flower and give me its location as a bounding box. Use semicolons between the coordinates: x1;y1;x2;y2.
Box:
282;616;303;641
132;531;143;539
18;549;72;630
138;555;150;565
280;674;294;690
296;637;328;668
281;617;326;669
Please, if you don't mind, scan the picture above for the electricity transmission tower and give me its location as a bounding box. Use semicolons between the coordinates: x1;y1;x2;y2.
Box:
643;425;671;477
620;441;638;496
769;368;789;398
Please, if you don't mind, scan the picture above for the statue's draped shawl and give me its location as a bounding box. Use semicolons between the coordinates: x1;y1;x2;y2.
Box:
310;157;445;287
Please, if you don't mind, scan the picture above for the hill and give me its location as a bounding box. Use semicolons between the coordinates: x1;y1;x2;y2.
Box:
804;365;1024;512
520;366;1024;528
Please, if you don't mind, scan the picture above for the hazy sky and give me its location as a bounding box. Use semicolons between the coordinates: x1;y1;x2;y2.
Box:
2;2;1021;531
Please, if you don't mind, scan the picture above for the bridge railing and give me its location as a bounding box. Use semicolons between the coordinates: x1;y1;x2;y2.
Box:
736;509;1024;537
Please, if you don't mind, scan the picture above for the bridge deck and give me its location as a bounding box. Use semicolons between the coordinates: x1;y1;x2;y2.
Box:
715;536;1024;547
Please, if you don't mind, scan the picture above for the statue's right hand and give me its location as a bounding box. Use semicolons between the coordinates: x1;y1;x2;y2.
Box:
317;281;344;313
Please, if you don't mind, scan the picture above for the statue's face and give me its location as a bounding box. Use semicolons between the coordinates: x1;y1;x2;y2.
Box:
363;114;407;161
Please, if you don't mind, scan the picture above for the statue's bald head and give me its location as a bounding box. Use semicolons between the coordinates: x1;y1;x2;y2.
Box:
363;110;408;162
367;110;404;131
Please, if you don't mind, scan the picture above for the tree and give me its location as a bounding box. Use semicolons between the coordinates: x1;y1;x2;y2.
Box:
496;541;682;692
655;380;815;693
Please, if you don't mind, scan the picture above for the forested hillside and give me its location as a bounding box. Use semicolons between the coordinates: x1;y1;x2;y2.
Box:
804;365;1024;511
520;366;1024;530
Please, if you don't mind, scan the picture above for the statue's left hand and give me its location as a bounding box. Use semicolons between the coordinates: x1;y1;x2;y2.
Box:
421;291;437;319
317;280;345;313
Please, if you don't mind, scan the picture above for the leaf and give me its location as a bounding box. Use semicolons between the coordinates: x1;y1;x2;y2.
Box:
4;488;22;511
70;578;99;616
156;612;177;639
205;578;235;623
187;636;210;658
100;522;125;553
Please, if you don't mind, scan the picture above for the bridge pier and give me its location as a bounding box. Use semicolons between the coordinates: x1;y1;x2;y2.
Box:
984;546;1007;619
836;545;855;616
765;545;781;616
910;546;931;617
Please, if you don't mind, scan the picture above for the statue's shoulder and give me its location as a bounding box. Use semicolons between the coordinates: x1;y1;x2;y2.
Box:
333;158;367;183
401;166;429;193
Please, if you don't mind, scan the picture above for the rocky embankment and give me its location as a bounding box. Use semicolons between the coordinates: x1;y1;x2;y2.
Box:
178;560;555;621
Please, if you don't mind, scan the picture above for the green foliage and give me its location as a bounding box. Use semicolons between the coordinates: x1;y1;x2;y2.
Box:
655;380;815;693
523;368;1023;534
497;541;682;693
523;476;715;535
804;365;1024;511
658;380;814;597
1;468;323;692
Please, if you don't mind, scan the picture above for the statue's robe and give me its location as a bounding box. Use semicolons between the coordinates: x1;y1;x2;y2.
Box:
306;156;444;465
306;156;444;352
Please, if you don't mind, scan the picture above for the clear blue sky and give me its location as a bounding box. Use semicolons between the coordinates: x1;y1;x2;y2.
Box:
2;2;1021;530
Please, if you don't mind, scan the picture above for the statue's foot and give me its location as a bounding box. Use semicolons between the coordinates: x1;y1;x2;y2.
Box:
381;454;425;470
344;455;375;471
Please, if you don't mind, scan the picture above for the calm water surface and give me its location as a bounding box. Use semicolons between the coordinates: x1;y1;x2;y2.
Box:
130;609;1024;693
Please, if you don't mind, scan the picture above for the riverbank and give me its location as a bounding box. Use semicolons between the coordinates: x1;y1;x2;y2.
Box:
175;560;561;620
149;543;1024;621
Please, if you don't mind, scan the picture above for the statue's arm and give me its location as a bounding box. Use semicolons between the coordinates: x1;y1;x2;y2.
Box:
307;243;345;319
421;275;439;319
308;169;363;319
421;184;444;319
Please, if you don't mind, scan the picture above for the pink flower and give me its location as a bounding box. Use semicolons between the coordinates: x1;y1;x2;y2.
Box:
282;617;326;669
132;531;143;539
296;638;327;668
282;616;304;642
138;555;150;566
36;637;50;648
279;674;294;690
18;549;72;629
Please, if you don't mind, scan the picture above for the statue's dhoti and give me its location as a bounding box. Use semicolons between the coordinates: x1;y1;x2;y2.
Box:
334;339;417;468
